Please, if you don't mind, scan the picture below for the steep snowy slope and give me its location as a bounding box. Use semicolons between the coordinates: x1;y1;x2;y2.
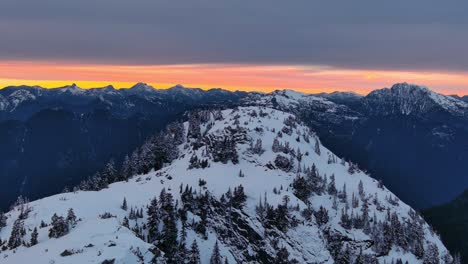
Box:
0;106;451;263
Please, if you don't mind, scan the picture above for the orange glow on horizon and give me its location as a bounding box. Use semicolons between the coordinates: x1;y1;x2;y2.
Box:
1;61;468;95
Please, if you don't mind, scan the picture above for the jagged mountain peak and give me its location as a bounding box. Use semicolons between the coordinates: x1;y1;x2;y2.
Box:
54;83;86;95
0;106;450;263
128;82;156;93
163;84;204;94
364;82;468;116
253;89;336;108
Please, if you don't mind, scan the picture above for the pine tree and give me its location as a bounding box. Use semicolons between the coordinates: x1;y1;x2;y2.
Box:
272;138;281;153
340;209;352;229
8;218;25;249
122;216;130;228
159;190;178;263
30;227;38;246
314;137;321;156
292;175;309;202
306;164;323;194
327;174;337;195
0;211;7;231
130;149;141;175
48;213;69;238
232;185;247;209
314;206;329;226
147;197;159;243
423;243;440;264
210;241;223;264
120;155;132;181
338;183;347;203
102;159;118;185
121;197;128;211
358;180;365;199
188;240;201;264
66;208;77;226
176;225;188;263
251;139;264;154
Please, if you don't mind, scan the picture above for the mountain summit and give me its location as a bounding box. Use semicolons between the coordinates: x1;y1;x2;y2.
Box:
0;106;451;263
363;82;468;116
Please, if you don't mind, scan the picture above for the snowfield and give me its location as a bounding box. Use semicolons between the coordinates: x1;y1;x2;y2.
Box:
0;106;451;263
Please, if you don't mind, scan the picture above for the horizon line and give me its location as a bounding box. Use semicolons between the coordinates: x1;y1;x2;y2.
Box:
1;80;467;97
2;61;468;96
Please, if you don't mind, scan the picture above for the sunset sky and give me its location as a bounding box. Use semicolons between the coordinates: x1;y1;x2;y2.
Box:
2;0;468;95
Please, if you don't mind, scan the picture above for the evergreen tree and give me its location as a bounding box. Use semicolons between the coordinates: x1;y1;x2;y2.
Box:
188;240;201;264
121;197;128;211
210;241;223;264
327;174;337;195
272;138;281;153
120;155;132;181
48;213;69;238
66;208;77;226
338;183;347;203
159;190;178;263
314;206;329;226
340;209;352;229
292;175;309;202
122;216;130;228
8;218;25;249
358;180;365;199
352;193;359;208
423;243;440;264
102;159;118;185
314;137;321;156
30;227;38;246
232;185;247;209
0;211;7;231
306;164;323;194
147;196;159;243
250;139;264;154
130;150;141;175
176;225;188;263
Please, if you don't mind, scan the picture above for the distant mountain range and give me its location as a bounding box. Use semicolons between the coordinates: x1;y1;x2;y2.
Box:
0;83;247;210
0;82;467;211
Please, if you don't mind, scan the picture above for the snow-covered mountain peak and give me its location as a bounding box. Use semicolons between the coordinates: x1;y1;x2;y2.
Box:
54;83;86;95
365;83;468;116
0;106;451;263
128;82;156;93
250;89;336;110
160;84;206;99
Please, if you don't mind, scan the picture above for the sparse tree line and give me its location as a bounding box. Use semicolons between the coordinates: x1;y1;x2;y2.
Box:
76;121;185;192
288;159;451;264
0;197;78;251
118;182;249;263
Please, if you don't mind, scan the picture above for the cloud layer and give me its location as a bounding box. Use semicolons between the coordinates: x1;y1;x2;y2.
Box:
2;0;468;71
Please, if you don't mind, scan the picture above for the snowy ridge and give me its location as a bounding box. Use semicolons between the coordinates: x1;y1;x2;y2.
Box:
0;106;450;263
364;83;468;116
250;89;336;109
